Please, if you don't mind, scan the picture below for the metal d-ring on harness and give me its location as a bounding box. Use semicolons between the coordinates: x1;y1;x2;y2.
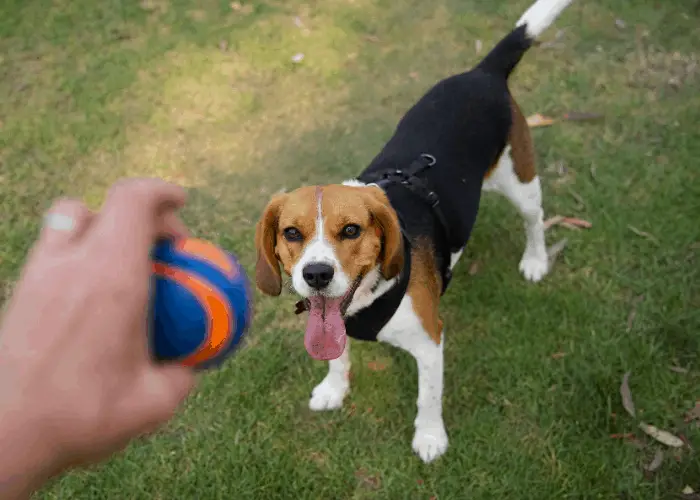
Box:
371;153;454;295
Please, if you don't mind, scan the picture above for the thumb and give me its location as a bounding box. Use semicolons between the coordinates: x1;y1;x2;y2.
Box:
118;364;197;437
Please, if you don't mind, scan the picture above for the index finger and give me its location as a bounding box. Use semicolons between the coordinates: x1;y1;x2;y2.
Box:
90;178;188;256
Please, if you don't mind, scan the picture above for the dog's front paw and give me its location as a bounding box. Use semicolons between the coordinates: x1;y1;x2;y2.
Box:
309;375;349;411
412;424;448;463
519;254;549;282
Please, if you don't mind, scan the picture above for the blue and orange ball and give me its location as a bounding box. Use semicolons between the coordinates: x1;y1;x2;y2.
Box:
149;238;253;370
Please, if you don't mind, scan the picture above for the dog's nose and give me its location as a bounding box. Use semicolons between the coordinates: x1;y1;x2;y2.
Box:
302;263;335;290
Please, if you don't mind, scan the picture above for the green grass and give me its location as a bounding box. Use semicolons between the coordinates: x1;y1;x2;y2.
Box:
1;0;699;498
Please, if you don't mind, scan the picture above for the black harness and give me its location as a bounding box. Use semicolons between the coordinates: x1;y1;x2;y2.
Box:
294;154;454;342
363;153;455;295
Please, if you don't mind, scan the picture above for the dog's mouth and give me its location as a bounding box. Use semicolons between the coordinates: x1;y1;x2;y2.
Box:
293;276;362;361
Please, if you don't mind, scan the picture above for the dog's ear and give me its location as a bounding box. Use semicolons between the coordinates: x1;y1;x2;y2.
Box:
254;193;287;296
363;187;404;280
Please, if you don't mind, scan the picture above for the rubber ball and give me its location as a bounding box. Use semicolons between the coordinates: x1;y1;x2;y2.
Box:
149;237;253;370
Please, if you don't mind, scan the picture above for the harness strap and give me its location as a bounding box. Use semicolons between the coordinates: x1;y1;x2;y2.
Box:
366;154;454;295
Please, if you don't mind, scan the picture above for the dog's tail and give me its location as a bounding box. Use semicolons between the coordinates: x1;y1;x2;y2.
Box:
477;0;573;78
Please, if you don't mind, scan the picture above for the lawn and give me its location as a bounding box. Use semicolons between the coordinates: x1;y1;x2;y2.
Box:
1;0;699;498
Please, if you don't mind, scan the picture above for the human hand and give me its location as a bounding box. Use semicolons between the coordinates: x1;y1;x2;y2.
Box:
0;178;197;498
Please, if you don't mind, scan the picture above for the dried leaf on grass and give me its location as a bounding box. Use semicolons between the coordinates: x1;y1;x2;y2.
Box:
526;113;557;128
527;111;603;128
638;422;685;448
545;215;593;231
644;448;665;472
682;485;698;496
620;371;636;418
562;217;592;229
562;111;604;122
628;225;661;246
544;215;565;230
468;261;480;275
610;433;635;439
670;365;689;374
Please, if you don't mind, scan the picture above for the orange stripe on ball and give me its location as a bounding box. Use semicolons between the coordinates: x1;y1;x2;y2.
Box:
175;238;236;279
153;262;234;367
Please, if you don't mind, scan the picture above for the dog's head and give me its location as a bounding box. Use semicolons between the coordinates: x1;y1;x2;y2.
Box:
254;184;403;360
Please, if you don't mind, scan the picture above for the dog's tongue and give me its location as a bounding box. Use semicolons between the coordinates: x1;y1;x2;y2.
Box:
304;296;346;361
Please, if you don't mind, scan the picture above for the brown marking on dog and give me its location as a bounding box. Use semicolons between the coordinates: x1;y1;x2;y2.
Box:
320;184;404;284
508;96;537;183
255;192;287;296
406;240;442;345
482;96;537;183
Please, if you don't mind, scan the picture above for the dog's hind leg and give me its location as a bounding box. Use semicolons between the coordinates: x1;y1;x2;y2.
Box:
482;98;549;282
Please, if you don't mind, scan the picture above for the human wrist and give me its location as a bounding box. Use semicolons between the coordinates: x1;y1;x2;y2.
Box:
0;399;61;499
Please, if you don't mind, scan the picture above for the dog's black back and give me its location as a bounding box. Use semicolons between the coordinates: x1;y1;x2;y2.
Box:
359;26;533;258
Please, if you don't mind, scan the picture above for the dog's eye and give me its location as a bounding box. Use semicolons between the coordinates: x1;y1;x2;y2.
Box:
341;224;361;239
283;227;303;242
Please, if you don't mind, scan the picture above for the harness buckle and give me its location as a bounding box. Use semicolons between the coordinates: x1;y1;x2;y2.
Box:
426;191;439;207
420;153;436;166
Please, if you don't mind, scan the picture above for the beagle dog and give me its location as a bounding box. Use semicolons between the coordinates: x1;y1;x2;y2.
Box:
254;0;574;463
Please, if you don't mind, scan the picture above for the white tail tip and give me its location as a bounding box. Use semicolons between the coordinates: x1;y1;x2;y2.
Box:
516;0;574;39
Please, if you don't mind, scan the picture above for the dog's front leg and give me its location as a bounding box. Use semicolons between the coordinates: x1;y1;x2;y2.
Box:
410;331;447;463
379;302;448;463
309;341;351;411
